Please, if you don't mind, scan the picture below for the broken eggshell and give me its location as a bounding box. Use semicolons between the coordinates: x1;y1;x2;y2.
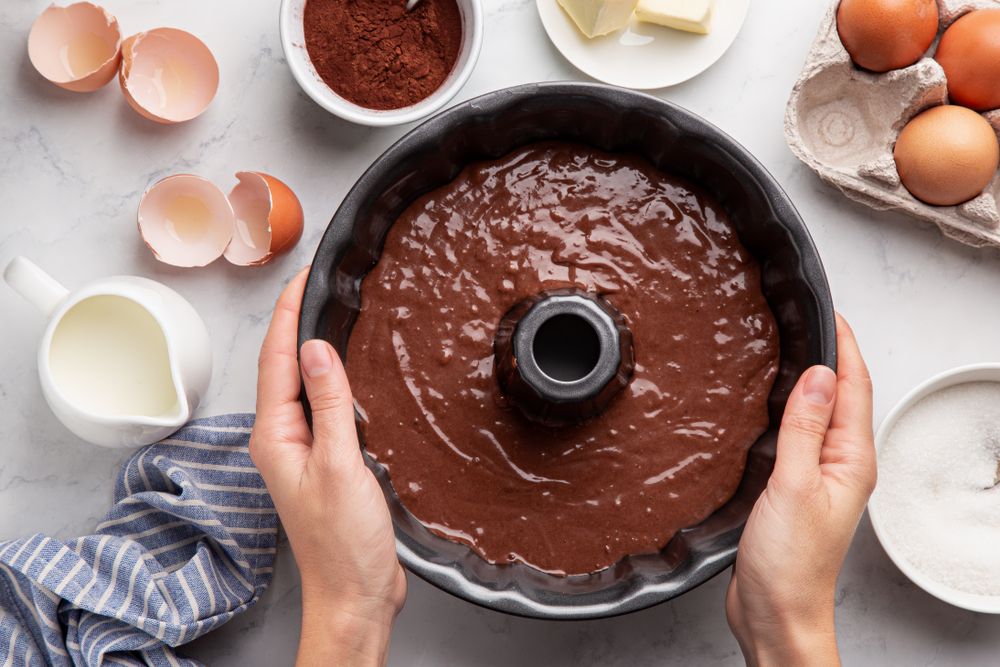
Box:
138;173;303;268
119;28;219;124
138;174;235;267
224;172;304;266
28;2;122;93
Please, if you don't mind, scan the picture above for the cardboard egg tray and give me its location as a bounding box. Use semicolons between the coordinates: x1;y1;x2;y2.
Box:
784;0;1000;248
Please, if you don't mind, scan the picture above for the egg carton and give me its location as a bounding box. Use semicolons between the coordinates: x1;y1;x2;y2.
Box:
784;0;1000;248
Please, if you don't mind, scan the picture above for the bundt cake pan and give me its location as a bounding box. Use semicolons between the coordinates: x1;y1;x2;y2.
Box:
299;82;837;620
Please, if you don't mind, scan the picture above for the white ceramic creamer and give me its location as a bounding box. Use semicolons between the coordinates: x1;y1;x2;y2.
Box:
4;257;212;448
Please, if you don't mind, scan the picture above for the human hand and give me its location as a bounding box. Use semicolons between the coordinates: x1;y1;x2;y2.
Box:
726;315;876;667
250;268;406;667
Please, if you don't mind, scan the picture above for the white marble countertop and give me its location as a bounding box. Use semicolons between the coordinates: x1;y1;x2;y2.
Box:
2;0;1000;664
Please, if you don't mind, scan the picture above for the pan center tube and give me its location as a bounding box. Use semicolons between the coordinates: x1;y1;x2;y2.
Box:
493;289;635;426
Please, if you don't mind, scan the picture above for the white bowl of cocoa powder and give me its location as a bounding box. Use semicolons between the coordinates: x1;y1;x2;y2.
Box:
280;0;483;127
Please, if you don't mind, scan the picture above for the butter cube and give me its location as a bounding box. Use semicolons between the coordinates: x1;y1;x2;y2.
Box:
556;0;640;38
634;0;714;34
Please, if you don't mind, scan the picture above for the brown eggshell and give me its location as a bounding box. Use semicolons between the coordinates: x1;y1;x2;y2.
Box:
119;28;219;124
836;0;938;73
224;172;304;266
27;2;122;93
138;174;236;267
935;9;1000;112
893;105;1000;206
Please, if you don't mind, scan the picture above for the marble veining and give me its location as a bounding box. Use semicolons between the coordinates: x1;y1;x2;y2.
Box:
2;0;1000;664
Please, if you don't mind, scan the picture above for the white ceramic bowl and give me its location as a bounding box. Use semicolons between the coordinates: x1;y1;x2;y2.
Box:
869;363;1000;614
279;0;483;127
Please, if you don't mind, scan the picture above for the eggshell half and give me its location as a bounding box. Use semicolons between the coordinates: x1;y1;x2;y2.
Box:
224;172;304;266
138;175;235;267
119;28;219;124
28;2;122;93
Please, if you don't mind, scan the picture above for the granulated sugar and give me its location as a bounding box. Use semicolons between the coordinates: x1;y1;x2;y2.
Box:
874;381;1000;596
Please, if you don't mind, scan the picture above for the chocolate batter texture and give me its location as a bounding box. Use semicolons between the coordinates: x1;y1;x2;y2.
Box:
346;142;780;575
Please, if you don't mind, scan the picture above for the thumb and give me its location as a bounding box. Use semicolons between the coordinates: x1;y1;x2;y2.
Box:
299;339;364;467
773;365;837;481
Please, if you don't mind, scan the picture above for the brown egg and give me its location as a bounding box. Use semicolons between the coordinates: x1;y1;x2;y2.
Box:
935;9;1000;112
893;105;1000;206
837;0;939;72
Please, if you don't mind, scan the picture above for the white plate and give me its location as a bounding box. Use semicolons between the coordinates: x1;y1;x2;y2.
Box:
536;0;751;90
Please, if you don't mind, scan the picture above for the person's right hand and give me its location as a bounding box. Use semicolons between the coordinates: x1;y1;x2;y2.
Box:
250;268;406;667
726;315;876;667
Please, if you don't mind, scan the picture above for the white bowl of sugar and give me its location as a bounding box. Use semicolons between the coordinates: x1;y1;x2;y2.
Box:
870;363;1000;614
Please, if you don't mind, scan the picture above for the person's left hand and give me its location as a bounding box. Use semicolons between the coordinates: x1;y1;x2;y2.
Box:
250;268;406;667
726;315;876;666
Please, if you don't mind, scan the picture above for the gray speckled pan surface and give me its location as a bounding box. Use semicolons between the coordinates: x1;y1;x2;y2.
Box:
299;82;836;619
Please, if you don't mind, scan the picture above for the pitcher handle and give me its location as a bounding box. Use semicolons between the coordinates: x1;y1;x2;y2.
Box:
4;256;70;319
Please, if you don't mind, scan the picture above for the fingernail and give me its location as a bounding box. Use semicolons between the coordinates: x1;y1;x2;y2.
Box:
301;340;334;378
803;366;836;405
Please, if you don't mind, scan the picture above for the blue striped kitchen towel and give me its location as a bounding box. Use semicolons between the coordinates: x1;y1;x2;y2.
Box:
0;414;277;666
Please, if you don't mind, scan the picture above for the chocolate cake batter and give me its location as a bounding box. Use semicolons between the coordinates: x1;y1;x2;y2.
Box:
346;142;779;575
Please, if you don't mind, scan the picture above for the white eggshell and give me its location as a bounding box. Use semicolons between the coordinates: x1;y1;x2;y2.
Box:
138;175;235;267
28;2;122;93
119;28;219;124
224;172;304;266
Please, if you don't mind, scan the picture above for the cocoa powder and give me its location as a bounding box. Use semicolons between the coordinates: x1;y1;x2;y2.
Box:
304;0;463;111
